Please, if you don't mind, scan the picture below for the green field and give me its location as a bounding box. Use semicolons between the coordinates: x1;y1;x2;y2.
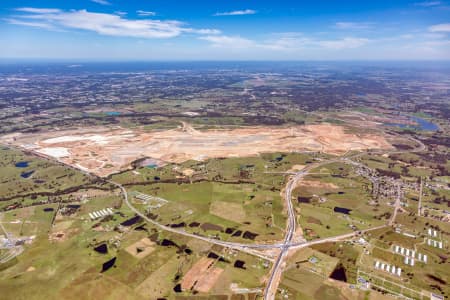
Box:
0;147;101;205
1;130;449;300
294;162;388;240
111;153;333;243
128;180;285;242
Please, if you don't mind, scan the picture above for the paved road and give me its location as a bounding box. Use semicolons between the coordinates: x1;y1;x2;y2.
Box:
109;180;282;261
112;157;372;300
389;183;402;226
6;134;426;298
263;159;341;300
261;145;417;300
418;177;423;217
290;224;387;249
0;214;9;239
112;136;425;300
263;169;305;299
0;246;24;264
0;214;25;264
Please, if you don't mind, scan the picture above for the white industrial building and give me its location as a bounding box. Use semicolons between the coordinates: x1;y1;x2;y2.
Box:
374;260;401;277
89;208;114;220
393;245;427;264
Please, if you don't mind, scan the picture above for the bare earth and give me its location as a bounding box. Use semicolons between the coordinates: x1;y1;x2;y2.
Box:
181;257;223;293
124;238;155;259
1;124;392;177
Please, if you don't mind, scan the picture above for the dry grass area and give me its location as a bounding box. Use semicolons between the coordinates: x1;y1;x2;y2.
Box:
49;224;79;242
299;180;339;189
181;168;195;177
288;164;306;172
181;257;223;293
210;201;246;223
325;279;365;300
124;238;155;259
60;273;140;300
1;123;392;176
14;206;35;219
134;254;180;298
48;231;66;242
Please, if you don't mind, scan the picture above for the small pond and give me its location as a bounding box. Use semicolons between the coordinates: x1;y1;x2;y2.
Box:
20;171;34;179
15;161;29;168
105;111;121;116
334;206;351;215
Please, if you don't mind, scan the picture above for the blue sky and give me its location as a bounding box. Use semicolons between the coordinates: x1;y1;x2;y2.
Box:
1;0;450;60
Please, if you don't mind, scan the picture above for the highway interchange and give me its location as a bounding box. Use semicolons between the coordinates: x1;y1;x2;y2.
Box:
6;134;425;299
110;155;394;300
111;136;426;299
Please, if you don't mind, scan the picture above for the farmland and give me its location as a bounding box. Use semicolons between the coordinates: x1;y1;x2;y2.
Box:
0;62;449;300
0;147;99;202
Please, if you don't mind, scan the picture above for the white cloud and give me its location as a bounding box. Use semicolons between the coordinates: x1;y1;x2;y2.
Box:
423;39;450;46
91;0;110;5
200;34;369;51
316;37;370;49
257;34;313;50
10;8;219;39
270;32;304;38
265;36;370;50
261;37;305;50
16;7;61;14
199;35;255;48
4;18;55;29
414;1;441;7
185;28;221;35
398;34;414;39
214;9;256;16
335;22;373;30
136;10;156;17
429;23;450;32
423;32;447;39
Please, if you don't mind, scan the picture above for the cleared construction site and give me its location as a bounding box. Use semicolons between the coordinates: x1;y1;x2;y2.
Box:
1;123;392;177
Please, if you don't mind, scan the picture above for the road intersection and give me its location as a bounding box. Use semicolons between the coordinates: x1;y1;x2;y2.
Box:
110;156;393;300
13;134;424;299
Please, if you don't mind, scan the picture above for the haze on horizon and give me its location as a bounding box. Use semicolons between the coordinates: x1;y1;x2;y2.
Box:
1;0;450;61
